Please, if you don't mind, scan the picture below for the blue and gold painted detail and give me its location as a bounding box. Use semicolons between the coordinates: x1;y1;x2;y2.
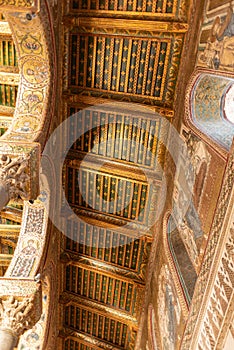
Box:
65;221;150;274
168;216;197;304
191;73;234;149
0;38;18;67
70;0;182;18
69;33;182;106
0;84;18;107
66;166;151;224
64;305;130;348
67;107;163;170
197;5;234;72
65;265;136;313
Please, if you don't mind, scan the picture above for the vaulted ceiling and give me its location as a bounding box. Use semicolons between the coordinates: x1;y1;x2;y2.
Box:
57;1;191;349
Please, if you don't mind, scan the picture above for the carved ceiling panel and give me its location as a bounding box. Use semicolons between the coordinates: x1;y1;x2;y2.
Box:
59;0;190;348
66;30;184;108
65;105;169;173
67;0;188;20
0;15;18;133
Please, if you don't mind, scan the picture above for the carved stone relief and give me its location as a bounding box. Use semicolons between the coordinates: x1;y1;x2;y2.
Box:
0;154;30;210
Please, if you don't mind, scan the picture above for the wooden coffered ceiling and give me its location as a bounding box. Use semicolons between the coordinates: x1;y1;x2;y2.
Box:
0;13;18;135
58;1;191;349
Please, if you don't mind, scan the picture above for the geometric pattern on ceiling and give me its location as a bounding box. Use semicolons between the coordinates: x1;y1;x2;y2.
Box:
61;218;150;349
65;265;138;313
0;36;18;67
69;32;183;106
67;106;167;172
63;304;137;348
71;0;181;18
65;161;158;225
0;22;18;135
60;0;189;347
65;220;151;280
0;17;20;276
0;84;18;107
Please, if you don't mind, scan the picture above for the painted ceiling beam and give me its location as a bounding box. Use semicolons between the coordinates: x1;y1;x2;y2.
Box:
0;253;12;266
61;251;146;285
59;329;124;350
0;105;14;116
66;152;162;183
0;20;11;35
62;93;174;119
68;206;152;234
0;224;20;238
0;72;19;85
60;291;139;328
0;206;22;223
64;16;188;34
0;116;13;128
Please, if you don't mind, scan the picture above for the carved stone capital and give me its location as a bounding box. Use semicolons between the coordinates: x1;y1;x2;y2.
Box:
0;295;35;337
0;141;40;210
0;280;42;344
0;154;30;209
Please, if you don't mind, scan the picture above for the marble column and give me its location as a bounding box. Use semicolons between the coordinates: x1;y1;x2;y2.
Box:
0;181;10;211
0;329;17;350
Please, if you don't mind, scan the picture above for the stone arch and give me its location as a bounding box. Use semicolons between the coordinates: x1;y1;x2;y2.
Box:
0;0;56;148
185;68;234;158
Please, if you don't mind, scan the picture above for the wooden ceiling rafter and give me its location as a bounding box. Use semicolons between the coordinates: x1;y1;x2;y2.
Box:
59;0;190;347
60;293;139;327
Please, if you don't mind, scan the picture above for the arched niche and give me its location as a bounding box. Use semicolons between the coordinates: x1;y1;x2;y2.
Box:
185;69;234;156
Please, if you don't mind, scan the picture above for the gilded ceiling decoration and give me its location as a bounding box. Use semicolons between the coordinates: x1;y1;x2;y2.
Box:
59;0;191;347
70;0;182;17
0;0;233;349
0;13;18;134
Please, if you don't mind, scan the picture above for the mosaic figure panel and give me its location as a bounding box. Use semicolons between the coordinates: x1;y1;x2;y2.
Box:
198;4;234;72
168;215;197;303
170;130;213;279
157;264;181;350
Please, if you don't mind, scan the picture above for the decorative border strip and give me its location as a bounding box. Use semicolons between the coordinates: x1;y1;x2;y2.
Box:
1;0;56;149
180;148;234;349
